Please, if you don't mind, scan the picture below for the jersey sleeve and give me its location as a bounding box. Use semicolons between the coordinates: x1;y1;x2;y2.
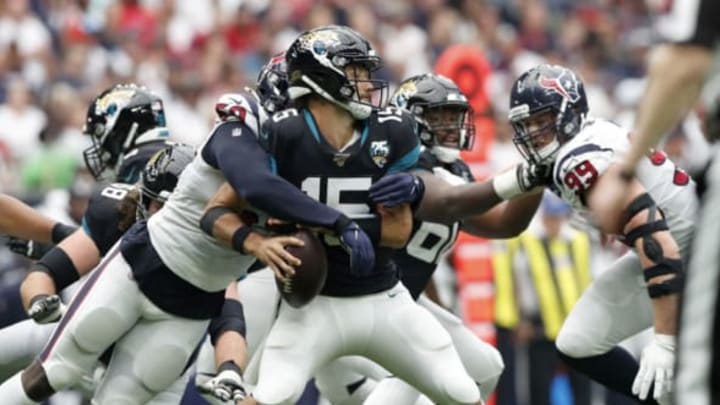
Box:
385;110;421;174
201;118;346;230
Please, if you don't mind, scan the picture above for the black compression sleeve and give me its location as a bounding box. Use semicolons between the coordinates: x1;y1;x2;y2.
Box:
208;299;246;345
203;122;344;229
51;223;77;244
33;248;79;291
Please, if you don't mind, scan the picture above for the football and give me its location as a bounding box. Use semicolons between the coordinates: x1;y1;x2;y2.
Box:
275;229;328;308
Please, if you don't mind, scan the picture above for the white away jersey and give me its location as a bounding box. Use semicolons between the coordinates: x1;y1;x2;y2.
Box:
148;92;268;292
552;118;698;236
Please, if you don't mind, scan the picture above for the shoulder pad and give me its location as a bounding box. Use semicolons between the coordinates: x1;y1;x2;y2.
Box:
214;91;263;133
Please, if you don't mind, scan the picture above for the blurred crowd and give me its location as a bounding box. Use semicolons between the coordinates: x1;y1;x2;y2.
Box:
0;1;712;404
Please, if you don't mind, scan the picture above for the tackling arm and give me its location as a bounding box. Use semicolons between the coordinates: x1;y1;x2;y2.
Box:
588;170;680;335
19;229;101;323
414;171;504;224
622;44;712;175
461;190;543;239
0;194;75;243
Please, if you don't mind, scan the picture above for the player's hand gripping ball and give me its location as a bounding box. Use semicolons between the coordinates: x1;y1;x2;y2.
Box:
275;229;328;308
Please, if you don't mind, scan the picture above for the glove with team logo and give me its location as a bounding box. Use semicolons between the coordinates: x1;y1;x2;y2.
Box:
632;334;676;402
335;216;375;276
492;161;553;200
368;172;425;208
6;237;53;260
198;361;247;402
215;94;248;123
28;294;65;324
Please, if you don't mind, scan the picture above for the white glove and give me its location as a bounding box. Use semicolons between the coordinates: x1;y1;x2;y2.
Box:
198;361;247;402
492;161;553;200
632;334;676;401
28;294;66;324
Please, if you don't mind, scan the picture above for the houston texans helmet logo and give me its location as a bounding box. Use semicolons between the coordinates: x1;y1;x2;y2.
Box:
538;70;582;103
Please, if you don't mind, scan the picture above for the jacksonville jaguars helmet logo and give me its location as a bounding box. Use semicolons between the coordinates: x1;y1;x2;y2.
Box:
391;81;418;110
370;140;390;168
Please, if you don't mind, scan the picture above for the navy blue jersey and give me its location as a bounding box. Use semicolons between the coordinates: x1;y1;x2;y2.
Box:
396;150;475;299
82;183;136;256
262;106;421;296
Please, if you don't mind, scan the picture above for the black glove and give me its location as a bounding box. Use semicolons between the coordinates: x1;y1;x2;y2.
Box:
198;360;247;402
28;294;65;324
6;237;53;260
518;162;554;190
368;172;425;207
335;216;375;276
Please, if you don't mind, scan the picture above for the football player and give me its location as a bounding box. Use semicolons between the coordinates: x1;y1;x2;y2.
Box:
0;46;379;405
16;84;174;324
357;73;528;404
0;84;176;382
221;25;485;405
504;64;694;404
0;144;195;403
375;64;695;404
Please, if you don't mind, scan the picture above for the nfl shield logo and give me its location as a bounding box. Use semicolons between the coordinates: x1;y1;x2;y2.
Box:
370;141;390;168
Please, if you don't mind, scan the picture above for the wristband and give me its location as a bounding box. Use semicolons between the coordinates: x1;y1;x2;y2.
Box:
492;168;524;200
51;223;77;244
199;206;235;237
231;227;255;254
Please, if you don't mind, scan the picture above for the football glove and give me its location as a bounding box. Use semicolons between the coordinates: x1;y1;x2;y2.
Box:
336;218;375;276
28;294;65;324
368;172;425;208
632;334;675;401
198;361;247;402
493;162;553;200
6;237;52;260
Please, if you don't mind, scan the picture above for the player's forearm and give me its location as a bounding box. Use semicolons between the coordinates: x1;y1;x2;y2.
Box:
378;204;412;248
20;229;100;308
624;44;712;172
214;331;248;371
0;194;58;242
416;174;502;223
20;272;56;311
651;295;678;335
462;191;540;238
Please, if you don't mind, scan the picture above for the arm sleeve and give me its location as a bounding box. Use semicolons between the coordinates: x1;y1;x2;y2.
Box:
201;122;345;230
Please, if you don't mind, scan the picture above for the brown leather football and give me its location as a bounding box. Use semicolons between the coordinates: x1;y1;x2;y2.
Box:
275;229;328;308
